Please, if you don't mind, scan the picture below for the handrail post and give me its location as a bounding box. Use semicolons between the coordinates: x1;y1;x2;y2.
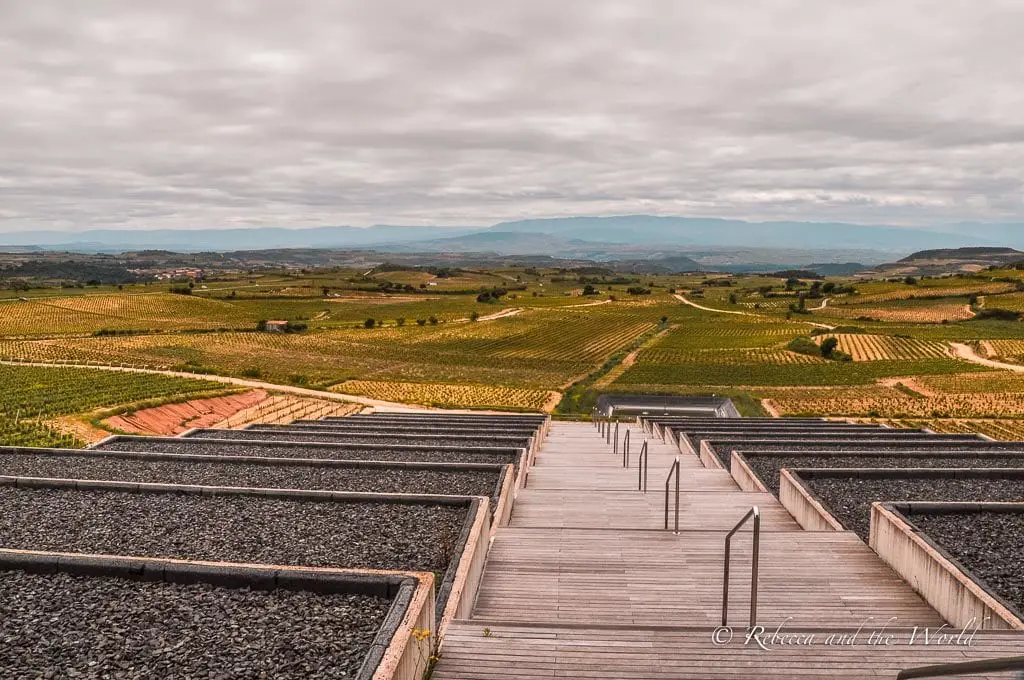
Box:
721;507;761;629
663;456;680;533
613;421;619;456
623;429;630;468
674;456;680;534
638;440;647;493
606;419;612;445
750;508;760;627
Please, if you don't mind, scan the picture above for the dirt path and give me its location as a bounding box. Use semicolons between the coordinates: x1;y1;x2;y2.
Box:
950;343;1024;373
761;399;781;417
541;391;563;413
593;326;673;389
877;377;938;397
0;359;422;410
675;294;835;330
476;307;524;322
809;297;830;311
673;294;753;316
560;299;613;309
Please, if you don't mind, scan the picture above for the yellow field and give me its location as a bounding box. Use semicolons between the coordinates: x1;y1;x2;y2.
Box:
816;302;975;323
841;282;1015;305
640;348;826;365
763;384;1024;419
845;417;1024;441
0;293;252;336
334;380;557;411
814;334;952;361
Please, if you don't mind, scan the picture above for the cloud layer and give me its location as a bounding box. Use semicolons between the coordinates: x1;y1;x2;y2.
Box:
1;0;1022;231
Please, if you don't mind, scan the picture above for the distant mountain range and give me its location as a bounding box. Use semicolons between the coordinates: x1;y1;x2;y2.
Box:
1;216;1021;263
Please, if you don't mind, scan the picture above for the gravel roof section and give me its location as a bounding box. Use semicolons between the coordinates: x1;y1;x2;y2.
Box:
0;452;500;501
0;569;390;679
0;486;466;575
801;476;1024;541
97;438;523;467
747;454;1024;494
909;511;1024;616
708;441;1024;468
189;429;530;447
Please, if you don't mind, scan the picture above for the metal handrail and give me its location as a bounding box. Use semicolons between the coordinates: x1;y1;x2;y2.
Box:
664;456;680;533
613;421;619;455
722;506;760;628
637;440;649;492
897;656;1024;679
623;429;630;467
606;419;612;445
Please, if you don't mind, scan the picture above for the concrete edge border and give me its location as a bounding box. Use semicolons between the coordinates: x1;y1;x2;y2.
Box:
871;502;1024;632
778;469;845;531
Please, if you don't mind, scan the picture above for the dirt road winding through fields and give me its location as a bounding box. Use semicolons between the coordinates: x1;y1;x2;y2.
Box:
674;294;835;330
673;294;753;315
950;343;1024;373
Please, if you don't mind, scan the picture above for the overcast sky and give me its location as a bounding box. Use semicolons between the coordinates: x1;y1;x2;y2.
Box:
1;1;1022;232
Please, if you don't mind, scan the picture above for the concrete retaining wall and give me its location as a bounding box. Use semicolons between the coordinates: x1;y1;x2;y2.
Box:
778;469;844;531
729;452;769;493
870;503;1024;631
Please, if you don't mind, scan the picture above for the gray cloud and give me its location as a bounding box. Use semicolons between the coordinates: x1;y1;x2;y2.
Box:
0;0;1022;232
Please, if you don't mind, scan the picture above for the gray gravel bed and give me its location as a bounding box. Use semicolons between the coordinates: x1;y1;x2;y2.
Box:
98;438;523;467
276;423;539;436
747;454;1024;494
197;428;528;448
187;429;527;448
0;452;501;502
0;569;390;679
707;440;1024;468
0;486;467;575
908;511;1024;616
802;476;1024;541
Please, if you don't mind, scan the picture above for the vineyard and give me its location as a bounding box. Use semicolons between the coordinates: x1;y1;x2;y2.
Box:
815;299;976;323
0;364;222;447
0;304;664;389
813;334;953;361
982;339;1024;362
333;381;557;411
845;417;1024;441
2;266;1024;416
834;282;1017;305
762;384;1024;419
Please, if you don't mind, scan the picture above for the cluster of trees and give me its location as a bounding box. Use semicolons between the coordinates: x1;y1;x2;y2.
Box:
476;287;508;303
363;316;439;328
787;336;852;361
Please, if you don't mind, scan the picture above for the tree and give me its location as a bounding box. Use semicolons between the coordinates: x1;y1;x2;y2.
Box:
820;337;839;358
396;317;406;327
416;318;427;326
582;284;598;296
728;293;737;305
322;286;331;297
660;315;669;324
470;311;480;321
364;318;375;329
821;282;836;295
904;276;918;285
428;315;438;325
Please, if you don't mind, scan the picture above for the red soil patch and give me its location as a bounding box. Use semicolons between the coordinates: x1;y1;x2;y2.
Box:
104;390;269;436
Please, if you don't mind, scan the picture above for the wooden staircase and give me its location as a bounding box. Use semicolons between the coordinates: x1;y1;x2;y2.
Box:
432;421;1023;679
